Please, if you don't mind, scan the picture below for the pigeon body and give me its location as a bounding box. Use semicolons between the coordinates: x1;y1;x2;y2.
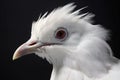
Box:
13;3;120;80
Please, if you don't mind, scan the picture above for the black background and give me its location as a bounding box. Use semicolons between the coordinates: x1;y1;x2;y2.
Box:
1;0;119;80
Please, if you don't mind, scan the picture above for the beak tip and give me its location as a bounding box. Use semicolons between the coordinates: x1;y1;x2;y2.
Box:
12;55;17;61
12;56;17;60
12;52;20;60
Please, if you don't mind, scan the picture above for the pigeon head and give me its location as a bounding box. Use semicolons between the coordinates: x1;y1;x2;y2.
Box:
13;3;109;68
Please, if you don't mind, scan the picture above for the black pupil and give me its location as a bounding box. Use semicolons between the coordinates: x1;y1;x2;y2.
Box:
56;30;66;39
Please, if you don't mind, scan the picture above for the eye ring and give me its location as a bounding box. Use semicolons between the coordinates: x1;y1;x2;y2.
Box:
55;27;68;41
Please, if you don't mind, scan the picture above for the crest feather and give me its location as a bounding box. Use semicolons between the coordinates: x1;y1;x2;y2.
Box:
36;3;94;23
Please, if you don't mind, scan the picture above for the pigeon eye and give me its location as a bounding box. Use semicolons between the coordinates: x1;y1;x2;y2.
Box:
55;27;68;41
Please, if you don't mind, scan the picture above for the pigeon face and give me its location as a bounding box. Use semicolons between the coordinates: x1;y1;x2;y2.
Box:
13;3;88;62
13;3;108;65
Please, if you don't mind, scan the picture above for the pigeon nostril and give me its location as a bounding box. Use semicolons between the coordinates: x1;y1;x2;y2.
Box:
29;41;37;46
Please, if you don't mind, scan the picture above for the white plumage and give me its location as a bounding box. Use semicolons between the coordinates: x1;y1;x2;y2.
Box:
13;3;120;80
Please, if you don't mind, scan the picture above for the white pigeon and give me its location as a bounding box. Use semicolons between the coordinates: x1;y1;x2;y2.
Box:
13;3;120;80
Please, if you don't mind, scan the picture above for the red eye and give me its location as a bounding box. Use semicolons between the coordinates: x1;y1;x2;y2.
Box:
55;27;68;40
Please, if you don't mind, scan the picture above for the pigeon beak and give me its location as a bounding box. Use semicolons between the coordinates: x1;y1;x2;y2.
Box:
12;39;41;60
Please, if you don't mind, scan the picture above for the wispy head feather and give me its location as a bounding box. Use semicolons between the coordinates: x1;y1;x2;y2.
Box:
36;3;94;23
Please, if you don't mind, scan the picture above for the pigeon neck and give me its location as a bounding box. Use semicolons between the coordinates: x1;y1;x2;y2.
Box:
51;54;119;78
77;56;119;78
